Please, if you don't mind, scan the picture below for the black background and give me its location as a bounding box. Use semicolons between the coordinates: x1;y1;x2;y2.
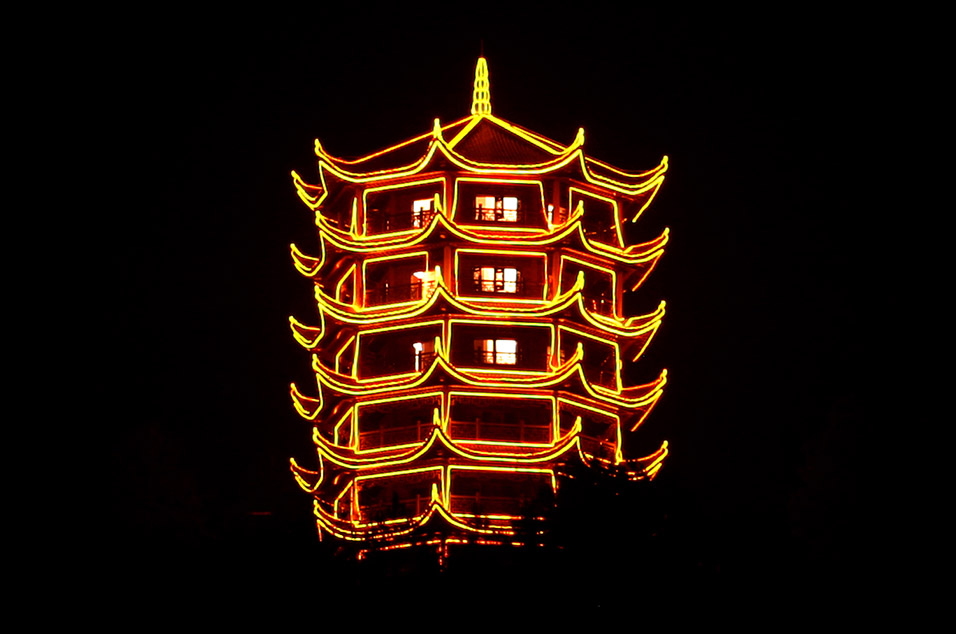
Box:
98;5;872;609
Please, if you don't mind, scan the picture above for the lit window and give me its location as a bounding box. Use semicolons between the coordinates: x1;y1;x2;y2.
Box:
472;266;519;293
412;199;434;227
412;340;435;371
475;196;519;222
475;338;517;365
411;270;438;298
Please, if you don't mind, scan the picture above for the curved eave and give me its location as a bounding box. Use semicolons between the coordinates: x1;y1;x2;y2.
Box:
317;210;668;267
289;314;324;350
305;440;668;542
578;440;670;481
313;277;663;337
314;128;578;186
312;496;521;542
292;170;326;211
583;154;669;198
290;242;325;277
316;278;577;322
624;249;665;292
620;318;663;363
289;456;324;493
313;114;581;181
626;173;665;224
290;382;323;420
314;416;584;471
312;350;666;410
313;117;471;169
314;342;581;393
620;384;665;432
309;113;667;197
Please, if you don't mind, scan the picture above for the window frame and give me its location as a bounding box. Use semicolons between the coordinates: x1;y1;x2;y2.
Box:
475;338;518;365
472;266;520;294
474;195;520;223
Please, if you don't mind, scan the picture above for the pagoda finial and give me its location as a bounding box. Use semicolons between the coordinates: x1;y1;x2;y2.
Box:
471;57;491;116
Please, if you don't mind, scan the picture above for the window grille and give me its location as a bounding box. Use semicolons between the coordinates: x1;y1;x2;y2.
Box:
474;195;519;222
474;338;517;365
472;266;520;293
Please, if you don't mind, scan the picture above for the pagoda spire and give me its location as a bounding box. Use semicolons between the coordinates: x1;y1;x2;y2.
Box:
470;57;491;116
288;58;671;553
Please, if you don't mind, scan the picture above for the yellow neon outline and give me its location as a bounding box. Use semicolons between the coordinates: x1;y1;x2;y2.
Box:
361;250;430;308
333;479;353;520
353;466;445;527
558;323;623;391
451;177;548;230
308;114;666;199
334;261;356;304
353;318;445;382
569;185;625;249
290;382;322;420
290;241;325;277
288;313;325;350
353;392;444;454
453;248;549;303
330;407;353;448
470;57;491;116
334;334;355;373
448;317;554;376
289;455;323;493
559;253;620;317
290;58;673;550
314;122;581;183
361;177;447;238
315;208;668;269
311;343;665;409
302;434;668;540
313;413;583;470
292;170;325;211
446;390;557;448
315;274;665;340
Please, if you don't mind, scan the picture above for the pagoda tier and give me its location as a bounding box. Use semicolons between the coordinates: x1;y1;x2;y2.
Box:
289;58;669;551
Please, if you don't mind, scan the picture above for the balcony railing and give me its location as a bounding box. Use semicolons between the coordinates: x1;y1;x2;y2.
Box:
449;421;550;444
415;352;436;371
473;349;522;366
471;207;525;224
366;209;437;234
583;294;614;316
580;436;618;462
449;494;549;517
365;281;432;306
469;280;544;297
581;363;618;388
359;422;431;450
469;349;555;369
360;494;432;522
359;351;435;377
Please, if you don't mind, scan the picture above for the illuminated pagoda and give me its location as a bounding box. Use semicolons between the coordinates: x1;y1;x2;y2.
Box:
289;58;670;555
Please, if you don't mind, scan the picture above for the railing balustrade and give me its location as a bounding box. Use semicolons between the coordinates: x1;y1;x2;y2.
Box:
365;280;436;306
472;206;525;223
470;279;544;297
583;294;614;316
359;422;431;450
366;209;437;234
449;420;550;443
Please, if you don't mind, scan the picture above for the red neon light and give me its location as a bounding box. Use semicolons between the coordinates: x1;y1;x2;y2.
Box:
288;57;671;551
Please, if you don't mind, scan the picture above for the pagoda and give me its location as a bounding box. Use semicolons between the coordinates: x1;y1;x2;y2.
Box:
289;58;670;555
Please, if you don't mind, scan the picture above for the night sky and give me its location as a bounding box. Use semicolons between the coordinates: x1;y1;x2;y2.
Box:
101;7;869;605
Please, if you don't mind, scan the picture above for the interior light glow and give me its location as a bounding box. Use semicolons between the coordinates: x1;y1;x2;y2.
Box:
288;57;672;551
